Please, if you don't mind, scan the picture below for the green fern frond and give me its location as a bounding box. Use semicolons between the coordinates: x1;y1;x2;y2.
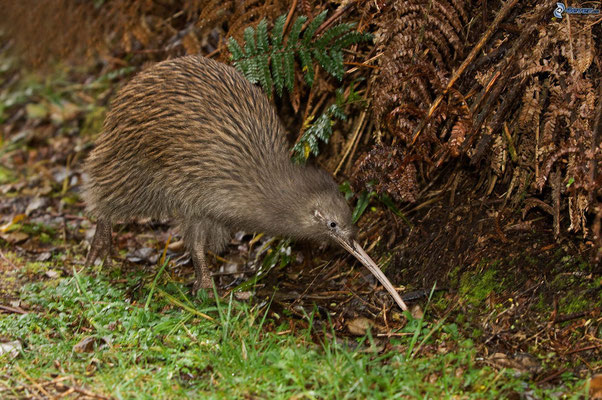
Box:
227;38;244;59
302;11;327;46
227;12;372;97
291;88;358;164
286;16;308;49
271;15;286;48
256;20;270;54
258;54;272;93
297;47;314;86
332;31;370;50
291;104;342;164
283;50;295;92
315;23;356;48
271;51;285;96
312;49;334;77
329;49;344;80
243;26;257;56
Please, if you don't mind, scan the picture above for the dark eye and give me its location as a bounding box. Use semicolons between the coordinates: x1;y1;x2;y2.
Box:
329;221;337;228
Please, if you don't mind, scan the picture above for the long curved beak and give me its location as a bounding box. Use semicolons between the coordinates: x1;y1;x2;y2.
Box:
334;236;408;311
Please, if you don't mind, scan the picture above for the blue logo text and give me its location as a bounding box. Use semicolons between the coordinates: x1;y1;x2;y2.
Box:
554;2;600;18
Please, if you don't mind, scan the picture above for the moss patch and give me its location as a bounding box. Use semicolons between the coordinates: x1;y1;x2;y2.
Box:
459;264;502;306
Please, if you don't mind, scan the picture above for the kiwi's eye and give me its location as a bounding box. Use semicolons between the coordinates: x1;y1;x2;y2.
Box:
329;221;337;228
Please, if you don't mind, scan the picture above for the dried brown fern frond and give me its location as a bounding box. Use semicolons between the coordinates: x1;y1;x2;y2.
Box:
356;0;600;255
357;0;469;190
468;3;600;239
353;144;419;203
518;79;543;131
370;0;468;132
368;0;469;163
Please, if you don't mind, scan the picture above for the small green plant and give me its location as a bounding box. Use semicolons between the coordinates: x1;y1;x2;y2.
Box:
292;85;367;164
291;97;346;164
227;11;372;96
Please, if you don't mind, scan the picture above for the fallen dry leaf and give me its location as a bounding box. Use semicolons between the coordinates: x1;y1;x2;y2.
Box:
0;213;26;232
167;239;185;252
0;341;22;359
411;304;424;319
37;252;53;262
347;317;373;335
1;231;29;244
25;197;48;215
591;374;602;399
234;291;252;301
489;352;541;373
73;336;97;353
45;269;60;278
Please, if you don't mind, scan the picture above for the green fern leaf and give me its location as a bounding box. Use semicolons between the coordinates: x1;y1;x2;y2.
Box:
312;49;335;76
243;26;257;56
332;31;373;50
330;104;346;121
271;14;286;49
271;52;285;96
258;54;272;94
291;99;350;163
315;23;355;48
245;58;261;84
283;50;295;92
302;11;327;46
297;47;314;86
314;114;332;141
307;131;319;154
256;20;270;54
226;12;372;97
287;16;308;49
228;37;244;60
233;58;250;79
329;49;344;80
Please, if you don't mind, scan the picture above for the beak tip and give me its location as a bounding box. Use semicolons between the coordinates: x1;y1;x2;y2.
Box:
341;239;409;312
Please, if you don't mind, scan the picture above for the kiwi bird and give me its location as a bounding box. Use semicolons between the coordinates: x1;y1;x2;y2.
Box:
83;55;408;311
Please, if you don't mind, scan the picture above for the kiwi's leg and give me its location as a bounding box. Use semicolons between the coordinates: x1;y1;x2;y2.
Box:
84;218;113;267
183;222;213;293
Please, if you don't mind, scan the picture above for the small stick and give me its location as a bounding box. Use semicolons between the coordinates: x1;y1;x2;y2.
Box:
55;382;112;400
205;47;221;58
14;365;51;399
56;387;75;398
283;0;299;33
566;344;602;355
0;304;27;314
343;117;367;175
536;368;568;385
344;61;379;69
346;52;383;74
334;109;367;175
315;1;356;36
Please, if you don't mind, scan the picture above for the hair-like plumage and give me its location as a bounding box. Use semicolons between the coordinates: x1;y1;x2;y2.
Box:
84;55;351;258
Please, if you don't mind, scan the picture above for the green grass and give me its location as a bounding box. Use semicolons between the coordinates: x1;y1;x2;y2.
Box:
0;269;590;399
